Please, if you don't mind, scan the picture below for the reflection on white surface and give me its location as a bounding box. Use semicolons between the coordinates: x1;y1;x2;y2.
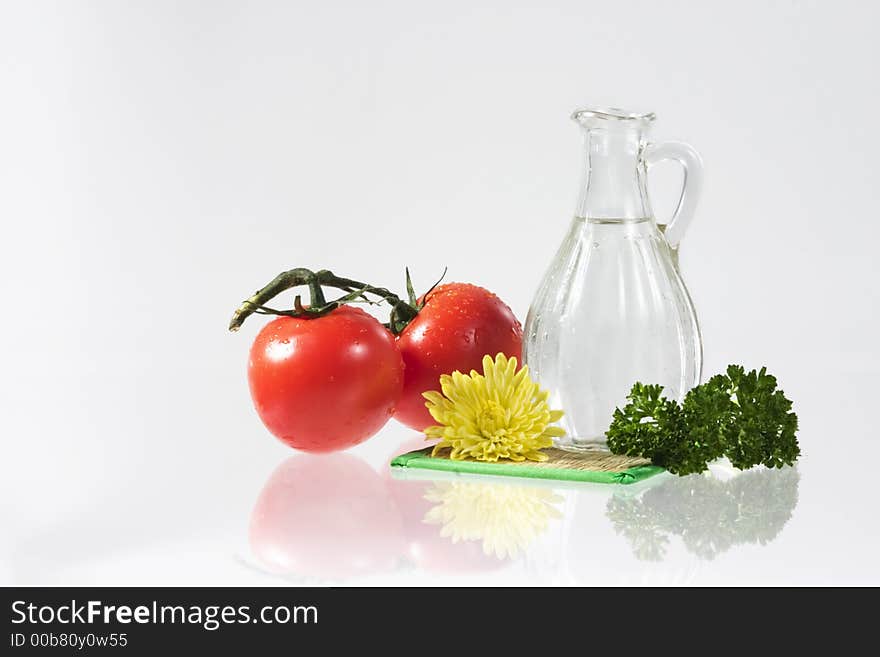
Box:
246;441;801;585
606;465;800;561
423;481;562;560
2;437;805;585
383;465;511;578
246;439;569;582
249;453;406;582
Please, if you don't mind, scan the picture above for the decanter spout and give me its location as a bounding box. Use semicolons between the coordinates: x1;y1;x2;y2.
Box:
572;107;654;221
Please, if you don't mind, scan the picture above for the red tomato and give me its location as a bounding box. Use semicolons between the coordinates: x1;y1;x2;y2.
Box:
393;283;522;431
248;306;404;451
250;454;405;579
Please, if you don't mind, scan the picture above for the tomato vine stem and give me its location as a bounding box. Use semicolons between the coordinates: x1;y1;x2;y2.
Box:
228;268;420;333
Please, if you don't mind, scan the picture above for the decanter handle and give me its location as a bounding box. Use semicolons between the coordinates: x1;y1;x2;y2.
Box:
643;141;703;248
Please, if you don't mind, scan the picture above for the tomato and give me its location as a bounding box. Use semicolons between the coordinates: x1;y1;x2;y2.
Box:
248;306;404;451
250;454;405;579
393;283;522;431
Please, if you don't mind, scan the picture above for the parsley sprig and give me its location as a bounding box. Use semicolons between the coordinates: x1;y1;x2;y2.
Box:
606;365;800;476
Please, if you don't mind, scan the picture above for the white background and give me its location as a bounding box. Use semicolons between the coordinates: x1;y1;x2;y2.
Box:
1;0;878;585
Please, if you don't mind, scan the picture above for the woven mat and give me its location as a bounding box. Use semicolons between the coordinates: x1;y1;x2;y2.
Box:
390;446;664;485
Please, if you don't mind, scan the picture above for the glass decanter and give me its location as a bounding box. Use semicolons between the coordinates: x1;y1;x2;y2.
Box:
524;106;703;450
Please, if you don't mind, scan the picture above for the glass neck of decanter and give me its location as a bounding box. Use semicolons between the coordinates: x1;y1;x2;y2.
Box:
575;126;650;221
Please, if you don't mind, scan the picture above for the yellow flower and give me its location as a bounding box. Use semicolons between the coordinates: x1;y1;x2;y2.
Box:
424;481;563;560
423;353;565;462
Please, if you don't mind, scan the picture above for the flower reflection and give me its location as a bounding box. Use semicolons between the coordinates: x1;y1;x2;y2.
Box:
606;466;799;561
423;481;562;560
385;438;509;574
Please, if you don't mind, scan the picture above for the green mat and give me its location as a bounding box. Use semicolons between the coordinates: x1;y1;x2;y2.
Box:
390;446;664;485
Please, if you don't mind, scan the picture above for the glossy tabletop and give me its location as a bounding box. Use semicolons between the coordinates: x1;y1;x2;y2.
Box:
4;356;877;586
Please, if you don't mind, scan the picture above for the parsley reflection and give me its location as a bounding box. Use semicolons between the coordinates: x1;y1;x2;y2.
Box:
606;466;799;561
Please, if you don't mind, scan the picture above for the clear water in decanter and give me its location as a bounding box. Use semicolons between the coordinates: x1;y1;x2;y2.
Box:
524;215;701;449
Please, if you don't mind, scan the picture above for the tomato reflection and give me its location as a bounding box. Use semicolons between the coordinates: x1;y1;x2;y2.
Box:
249;453;406;580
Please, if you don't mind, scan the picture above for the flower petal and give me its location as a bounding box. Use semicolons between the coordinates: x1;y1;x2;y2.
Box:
417;353;564;463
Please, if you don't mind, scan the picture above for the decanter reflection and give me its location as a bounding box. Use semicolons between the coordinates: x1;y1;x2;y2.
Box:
524;107;703;448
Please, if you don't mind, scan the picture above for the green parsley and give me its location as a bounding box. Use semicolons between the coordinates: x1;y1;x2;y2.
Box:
606;365;799;476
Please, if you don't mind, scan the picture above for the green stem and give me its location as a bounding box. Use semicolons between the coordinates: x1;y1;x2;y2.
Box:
229;268;315;331
314;270;418;331
308;278;327;307
228;268;420;333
